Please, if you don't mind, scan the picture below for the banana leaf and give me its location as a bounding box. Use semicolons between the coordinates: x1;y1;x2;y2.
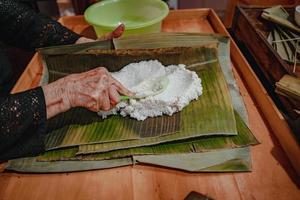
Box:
133;147;251;172
262;6;300;33
6;147;251;173
6;157;132;173
37;111;258;161
5;33;256;173
42;32;247;122
276;74;300;101
113;33;249;124
42;46;237;150
267;26;300;64
71;33;250;154
76;53;237;153
39;40;113;55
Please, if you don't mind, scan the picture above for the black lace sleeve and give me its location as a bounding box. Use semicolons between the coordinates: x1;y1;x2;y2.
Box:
0;0;81;50
0;87;47;161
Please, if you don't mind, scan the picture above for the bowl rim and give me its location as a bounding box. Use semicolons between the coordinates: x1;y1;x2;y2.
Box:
84;0;169;30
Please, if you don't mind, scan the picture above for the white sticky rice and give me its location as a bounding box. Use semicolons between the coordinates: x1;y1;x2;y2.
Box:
98;60;203;121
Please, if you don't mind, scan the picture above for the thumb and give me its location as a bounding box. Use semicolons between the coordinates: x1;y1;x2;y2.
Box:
97;24;125;41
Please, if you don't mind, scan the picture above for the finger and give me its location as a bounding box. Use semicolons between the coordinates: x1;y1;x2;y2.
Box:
108;85;120;105
74;94;99;112
88;95;102;112
100;90;110;111
80;67;109;82
87;74;109;92
111;77;133;96
87;104;99;112
111;23;125;38
86;101;99;112
88;74;110;111
97;24;125;41
80;66;108;77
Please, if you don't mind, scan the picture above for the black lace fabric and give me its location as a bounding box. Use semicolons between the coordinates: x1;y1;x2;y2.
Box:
0;0;81;160
0;0;80;50
0;88;46;160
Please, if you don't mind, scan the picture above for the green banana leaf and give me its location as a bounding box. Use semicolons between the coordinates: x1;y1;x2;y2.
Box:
37;111;258;161
113;33;249;124
76;52;237;154
5;33;256;173
39;39;113;55
42;46;237;150
42;32;247;122
6;147;251;173
6;157;132;173
38;32;245;123
133;147;251;172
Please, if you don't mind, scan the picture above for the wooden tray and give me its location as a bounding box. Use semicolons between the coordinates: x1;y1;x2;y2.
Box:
231;6;300;130
1;9;299;200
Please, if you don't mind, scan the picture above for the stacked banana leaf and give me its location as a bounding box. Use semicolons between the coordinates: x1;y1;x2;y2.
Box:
263;6;300;116
276;75;300;101
263;6;300;65
267;26;300;64
6;33;259;173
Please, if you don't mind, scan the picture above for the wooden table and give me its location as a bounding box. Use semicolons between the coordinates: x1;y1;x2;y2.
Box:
0;9;299;200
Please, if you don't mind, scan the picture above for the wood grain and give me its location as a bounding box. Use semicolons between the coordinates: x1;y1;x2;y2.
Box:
2;9;300;200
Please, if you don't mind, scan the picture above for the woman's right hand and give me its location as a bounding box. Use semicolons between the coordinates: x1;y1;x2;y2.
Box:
42;67;132;119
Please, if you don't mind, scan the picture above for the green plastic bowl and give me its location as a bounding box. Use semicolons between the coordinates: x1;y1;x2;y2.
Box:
84;0;169;37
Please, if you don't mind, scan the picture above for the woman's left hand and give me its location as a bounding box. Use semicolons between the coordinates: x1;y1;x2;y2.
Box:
75;24;125;44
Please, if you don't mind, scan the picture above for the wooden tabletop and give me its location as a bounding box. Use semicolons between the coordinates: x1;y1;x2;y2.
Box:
0;9;299;200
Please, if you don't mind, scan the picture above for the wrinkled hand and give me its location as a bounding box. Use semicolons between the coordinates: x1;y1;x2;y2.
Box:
42;67;132;119
75;24;125;44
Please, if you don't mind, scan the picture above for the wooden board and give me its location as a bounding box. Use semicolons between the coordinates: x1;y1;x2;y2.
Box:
1;9;299;200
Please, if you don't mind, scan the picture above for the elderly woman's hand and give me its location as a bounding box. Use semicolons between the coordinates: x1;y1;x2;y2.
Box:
42;67;132;119
43;25;127;119
75;24;125;44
